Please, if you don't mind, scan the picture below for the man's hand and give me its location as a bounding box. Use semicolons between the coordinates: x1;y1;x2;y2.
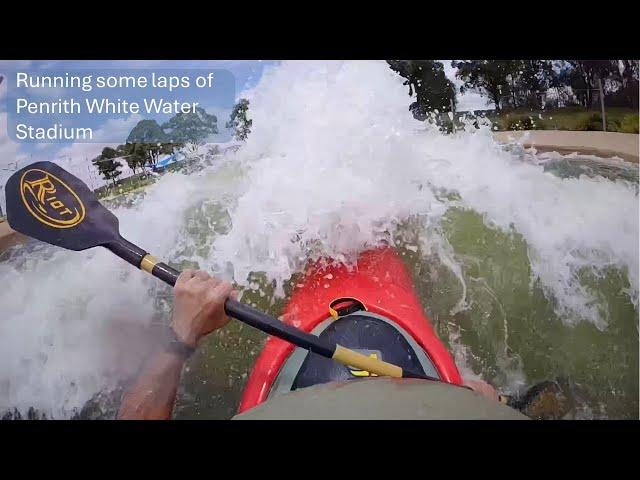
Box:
171;269;235;348
464;379;500;403
118;270;234;419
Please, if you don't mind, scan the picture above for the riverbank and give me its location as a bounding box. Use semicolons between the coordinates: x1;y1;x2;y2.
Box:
493;130;639;163
486;107;638;134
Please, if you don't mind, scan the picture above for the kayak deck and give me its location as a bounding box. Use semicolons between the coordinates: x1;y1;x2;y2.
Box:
238;247;463;413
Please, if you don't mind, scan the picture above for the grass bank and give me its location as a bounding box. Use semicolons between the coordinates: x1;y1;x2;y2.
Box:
485;107;638;133
95;173;157;200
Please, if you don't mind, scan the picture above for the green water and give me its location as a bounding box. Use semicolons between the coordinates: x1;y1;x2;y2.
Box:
165;200;638;420
418;208;637;418
2;160;637;420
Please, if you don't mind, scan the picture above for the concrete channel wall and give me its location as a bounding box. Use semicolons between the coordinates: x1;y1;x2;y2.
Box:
493;130;639;163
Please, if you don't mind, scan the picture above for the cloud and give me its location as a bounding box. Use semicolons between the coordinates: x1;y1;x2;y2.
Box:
0;112;30;214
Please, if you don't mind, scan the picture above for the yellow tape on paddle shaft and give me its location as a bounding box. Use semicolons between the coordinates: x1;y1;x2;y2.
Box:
140;254;158;274
333;345;403;378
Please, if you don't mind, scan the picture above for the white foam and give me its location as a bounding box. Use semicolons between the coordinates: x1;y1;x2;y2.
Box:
210;61;638;326
0;171;210;416
0;60;637;416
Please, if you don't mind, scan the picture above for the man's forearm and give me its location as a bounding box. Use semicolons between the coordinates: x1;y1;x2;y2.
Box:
117;349;187;420
117;270;233;420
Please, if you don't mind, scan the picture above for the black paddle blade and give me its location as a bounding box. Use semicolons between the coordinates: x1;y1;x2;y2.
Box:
5;161;120;251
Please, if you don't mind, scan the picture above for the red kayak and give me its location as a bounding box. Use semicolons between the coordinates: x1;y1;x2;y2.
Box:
238;246;463;413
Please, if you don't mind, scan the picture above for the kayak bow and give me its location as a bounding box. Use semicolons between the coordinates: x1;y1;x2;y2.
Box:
239;247;463;413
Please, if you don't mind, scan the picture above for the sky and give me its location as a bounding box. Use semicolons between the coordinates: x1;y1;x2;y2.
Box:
0;60;490;213
0;60;277;209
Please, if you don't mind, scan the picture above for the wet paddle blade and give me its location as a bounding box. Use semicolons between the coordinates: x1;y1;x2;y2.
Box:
5;161;120;251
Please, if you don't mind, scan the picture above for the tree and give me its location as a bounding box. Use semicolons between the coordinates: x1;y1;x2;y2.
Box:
161;106;217;144
122;142;175;167
516;60;555;108
461;60;639;111
101;146;118;160
122;121;185;172
453;60;559;111
126;120;168;143
387;60;456;119
563;60;617;108
453;60;520;111
116;143;147;173
92;147;122;187
226;99;252;141
603;60;639;108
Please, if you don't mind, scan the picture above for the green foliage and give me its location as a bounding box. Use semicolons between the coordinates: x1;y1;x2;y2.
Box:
126;120;167;143
226;99;252;141
126;107;217;148
161;106;218;144
505;116;539;131
454;60;557;112
574;113;607;131
88;106;217;190
619;114;639;134
92;147;122;186
488;107;638;132
454;60;639;111
387;60;456;120
454;60;516;111
563;60;638;109
116;143;145;173
101;146;118;159
570;112;623;132
125;142;178;167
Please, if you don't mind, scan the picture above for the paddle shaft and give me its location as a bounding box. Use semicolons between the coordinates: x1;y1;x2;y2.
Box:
105;236;434;380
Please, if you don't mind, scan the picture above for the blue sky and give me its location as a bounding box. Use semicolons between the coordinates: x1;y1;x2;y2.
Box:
0;60;278;204
0;59;276;159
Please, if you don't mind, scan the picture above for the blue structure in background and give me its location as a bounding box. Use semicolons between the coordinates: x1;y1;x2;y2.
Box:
145;152;184;172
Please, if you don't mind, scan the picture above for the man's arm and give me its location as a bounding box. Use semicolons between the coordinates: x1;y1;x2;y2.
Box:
117;350;188;420
117;269;234;420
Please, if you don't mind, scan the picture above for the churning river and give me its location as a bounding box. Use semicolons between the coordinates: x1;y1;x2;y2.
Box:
1;61;638;419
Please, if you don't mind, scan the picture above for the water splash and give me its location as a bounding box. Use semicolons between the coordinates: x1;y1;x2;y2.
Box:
0;60;637;417
210;61;638;326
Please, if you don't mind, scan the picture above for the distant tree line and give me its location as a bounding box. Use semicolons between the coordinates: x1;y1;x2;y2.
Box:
92;106;218;186
92;142;181;187
92;99;253;186
387;60;639;116
453;60;639;112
